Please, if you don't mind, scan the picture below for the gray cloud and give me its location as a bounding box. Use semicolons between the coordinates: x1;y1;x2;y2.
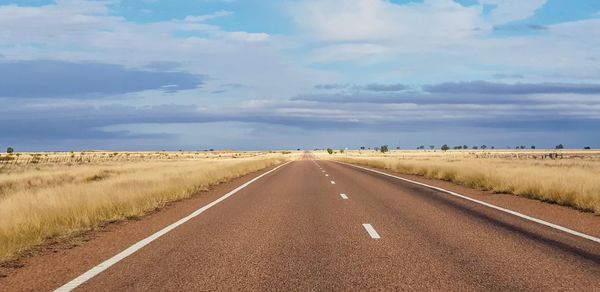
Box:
423;81;600;95
143;61;183;71
2;96;600;150
492;73;524;79
292;92;536;105
362;83;409;92
315;83;409;92
0;60;204;98
220;83;251;89
315;83;350;90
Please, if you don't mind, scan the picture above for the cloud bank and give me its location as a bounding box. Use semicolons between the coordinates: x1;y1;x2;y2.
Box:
0;60;204;98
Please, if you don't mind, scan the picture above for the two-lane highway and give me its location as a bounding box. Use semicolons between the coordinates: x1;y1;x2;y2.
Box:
5;159;600;291
72;160;391;291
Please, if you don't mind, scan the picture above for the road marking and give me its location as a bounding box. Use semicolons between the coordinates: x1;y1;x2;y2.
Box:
325;174;329;177
363;224;381;239
54;162;291;292
340;162;600;245
340;193;348;199
330;181;336;184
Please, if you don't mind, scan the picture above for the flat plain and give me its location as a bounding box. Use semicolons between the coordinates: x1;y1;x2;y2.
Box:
323;149;600;213
1;150;599;291
0;151;290;262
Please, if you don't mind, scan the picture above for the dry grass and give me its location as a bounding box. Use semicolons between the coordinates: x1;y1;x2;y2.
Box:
0;152;291;262
321;150;600;214
0;150;275;168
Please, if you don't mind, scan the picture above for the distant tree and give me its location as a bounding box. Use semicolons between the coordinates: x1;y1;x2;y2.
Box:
418;145;425;150
327;148;333;154
396;146;401;150
6;147;14;154
462;145;468;150
555;144;564;149
374;147;380;152
380;145;389;153
472;146;478;150
491;146;495;149
441;144;449;151
339;149;344;154
531;145;536;149
584;146;591;150
429;145;435;150
360;146;365;150
481;145;487;149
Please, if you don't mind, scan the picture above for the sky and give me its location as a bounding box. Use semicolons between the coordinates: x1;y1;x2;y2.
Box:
1;0;600;151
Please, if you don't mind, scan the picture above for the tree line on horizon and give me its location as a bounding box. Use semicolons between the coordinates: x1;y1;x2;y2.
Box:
324;143;593;154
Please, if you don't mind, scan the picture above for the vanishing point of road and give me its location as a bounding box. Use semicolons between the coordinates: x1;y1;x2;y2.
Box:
3;156;600;291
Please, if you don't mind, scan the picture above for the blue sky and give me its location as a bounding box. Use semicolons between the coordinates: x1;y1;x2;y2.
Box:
1;0;600;150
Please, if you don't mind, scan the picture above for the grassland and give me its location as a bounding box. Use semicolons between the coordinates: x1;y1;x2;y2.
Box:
321;150;600;214
0;151;292;262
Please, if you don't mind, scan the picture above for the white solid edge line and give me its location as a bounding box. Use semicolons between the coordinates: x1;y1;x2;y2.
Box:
340;193;348;199
330;181;336;184
338;162;600;244
54;161;292;292
363;224;381;239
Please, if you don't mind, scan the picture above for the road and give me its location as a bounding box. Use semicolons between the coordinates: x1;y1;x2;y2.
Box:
5;159;600;290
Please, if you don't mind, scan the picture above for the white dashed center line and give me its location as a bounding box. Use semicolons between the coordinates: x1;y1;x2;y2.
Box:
340;193;348;199
325;174;329;177
363;224;381;239
330;181;336;184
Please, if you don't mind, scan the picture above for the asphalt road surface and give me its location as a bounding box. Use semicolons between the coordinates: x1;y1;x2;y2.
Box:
5;159;600;291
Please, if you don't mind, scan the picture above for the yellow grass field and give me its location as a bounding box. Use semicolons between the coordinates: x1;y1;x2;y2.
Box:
0;151;293;262
321;150;600;214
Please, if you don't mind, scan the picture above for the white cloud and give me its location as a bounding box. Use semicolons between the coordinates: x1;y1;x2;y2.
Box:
287;0;600;84
310;43;390;63
183;10;234;22
480;0;548;25
291;0;484;42
220;31;270;42
0;0;329;101
289;0;488;64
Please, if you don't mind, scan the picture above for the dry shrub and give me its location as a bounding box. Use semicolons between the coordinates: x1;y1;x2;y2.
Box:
0;155;286;261
328;153;600;214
